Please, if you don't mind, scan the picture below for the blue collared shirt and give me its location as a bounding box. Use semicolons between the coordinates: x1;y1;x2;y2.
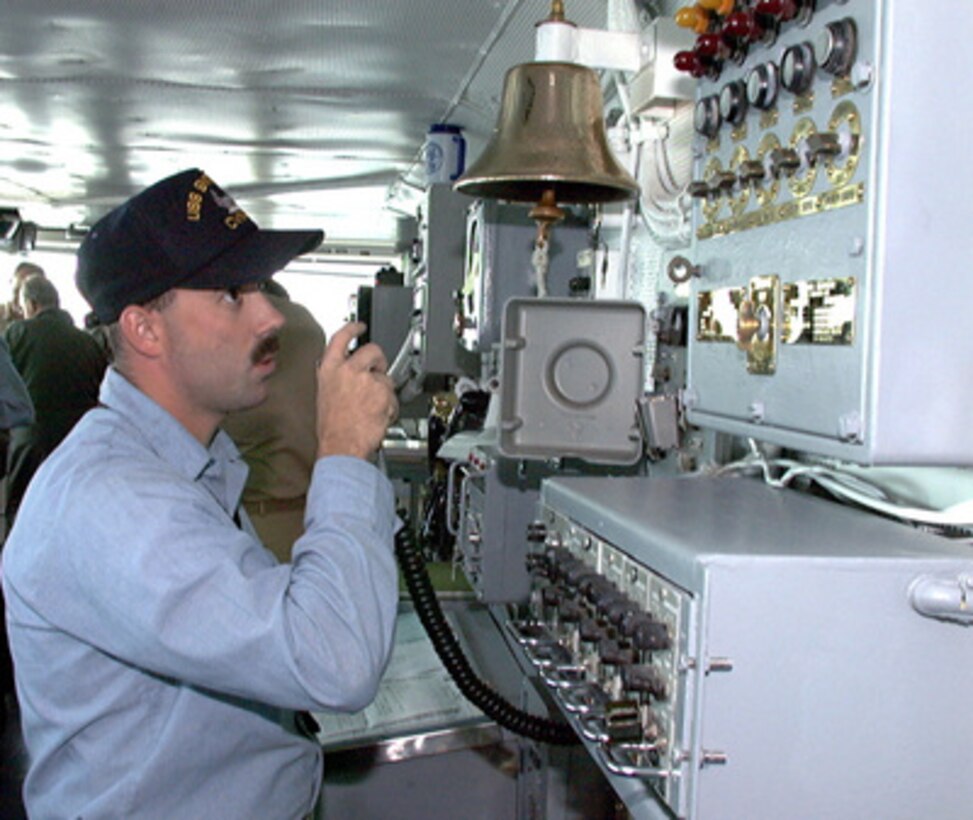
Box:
3;367;399;819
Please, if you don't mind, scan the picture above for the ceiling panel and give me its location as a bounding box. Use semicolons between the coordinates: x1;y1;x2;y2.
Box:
0;0;615;244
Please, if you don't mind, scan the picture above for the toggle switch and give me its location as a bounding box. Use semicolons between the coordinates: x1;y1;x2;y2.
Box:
711;170;738;194
688;180;714;199
623;665;669;701
599;638;636;667
739;159;767;184
632;620;671;652
806;132;841;164
768;146;800;178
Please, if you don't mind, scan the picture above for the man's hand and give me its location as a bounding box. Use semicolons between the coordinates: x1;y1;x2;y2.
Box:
316;322;398;460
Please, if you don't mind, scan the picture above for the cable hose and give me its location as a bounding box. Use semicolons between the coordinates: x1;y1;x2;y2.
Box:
394;523;579;746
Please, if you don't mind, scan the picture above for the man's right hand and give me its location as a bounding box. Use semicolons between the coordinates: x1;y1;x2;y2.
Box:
316;322;398;460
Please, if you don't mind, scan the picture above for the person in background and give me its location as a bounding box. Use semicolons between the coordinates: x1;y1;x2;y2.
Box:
83;309;113;361
0;337;32;433
3;168;399;819
0;262;45;511
223;278;326;562
0;261;45;333
0;333;33;539
4;275;107;526
0;335;32;720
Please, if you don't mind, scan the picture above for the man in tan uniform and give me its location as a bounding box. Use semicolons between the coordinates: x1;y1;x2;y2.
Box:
223;280;326;562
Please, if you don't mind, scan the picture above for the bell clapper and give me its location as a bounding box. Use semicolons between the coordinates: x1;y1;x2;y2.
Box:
529;188;565;298
531;238;550;297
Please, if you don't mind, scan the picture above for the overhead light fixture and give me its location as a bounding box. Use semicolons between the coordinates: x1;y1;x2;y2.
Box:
0;207;22;251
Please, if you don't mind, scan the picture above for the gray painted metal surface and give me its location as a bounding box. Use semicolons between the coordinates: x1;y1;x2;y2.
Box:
539;475;973;818
685;0;973;464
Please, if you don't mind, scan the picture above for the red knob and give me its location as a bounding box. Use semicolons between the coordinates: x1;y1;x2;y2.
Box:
674;50;707;78
695;33;725;57
723;10;764;42
754;0;797;21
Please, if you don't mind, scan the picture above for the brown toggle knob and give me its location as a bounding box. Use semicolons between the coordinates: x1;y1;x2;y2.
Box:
738;159;767;184
688;180;713;199
623;664;669;700
633;620;671;652
768;147;800;178
712;170;738;194
806;132;841;164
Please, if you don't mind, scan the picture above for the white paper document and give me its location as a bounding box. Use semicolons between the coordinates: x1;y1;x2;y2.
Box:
314;609;488;749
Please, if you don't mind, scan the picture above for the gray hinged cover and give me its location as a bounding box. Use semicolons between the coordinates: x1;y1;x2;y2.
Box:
499;298;645;464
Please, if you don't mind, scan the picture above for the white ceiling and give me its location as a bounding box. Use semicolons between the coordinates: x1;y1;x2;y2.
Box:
0;0;619;246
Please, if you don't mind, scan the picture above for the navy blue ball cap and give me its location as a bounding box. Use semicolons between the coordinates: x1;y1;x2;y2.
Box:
76;168;324;323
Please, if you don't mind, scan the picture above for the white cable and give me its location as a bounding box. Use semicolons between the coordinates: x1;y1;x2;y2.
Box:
714;442;973;528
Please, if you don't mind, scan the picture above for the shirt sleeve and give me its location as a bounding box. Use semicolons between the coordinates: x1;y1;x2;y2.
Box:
13;453;399;713
0;336;33;428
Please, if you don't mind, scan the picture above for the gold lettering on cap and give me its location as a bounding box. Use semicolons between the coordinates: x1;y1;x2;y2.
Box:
224;211;249;230
209;188;249;230
187;173;213;221
186;191;203;222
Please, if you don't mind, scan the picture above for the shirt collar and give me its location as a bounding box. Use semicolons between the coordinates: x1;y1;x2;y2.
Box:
99;367;248;514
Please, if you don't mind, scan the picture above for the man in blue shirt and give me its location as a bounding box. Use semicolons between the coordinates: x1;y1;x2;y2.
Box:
2;168;400;818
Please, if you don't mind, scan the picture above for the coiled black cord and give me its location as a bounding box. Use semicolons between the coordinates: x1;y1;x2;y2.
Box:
395;521;579;746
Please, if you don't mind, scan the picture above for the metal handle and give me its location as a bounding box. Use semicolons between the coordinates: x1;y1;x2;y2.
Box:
597;742;675;780
506;619;555;647
910;574;973;624
445;460;467;536
456;467;478;543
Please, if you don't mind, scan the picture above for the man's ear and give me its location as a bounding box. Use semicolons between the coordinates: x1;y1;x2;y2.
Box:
117;304;164;358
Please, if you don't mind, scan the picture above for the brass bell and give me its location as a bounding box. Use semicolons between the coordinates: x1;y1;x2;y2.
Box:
454;61;639;205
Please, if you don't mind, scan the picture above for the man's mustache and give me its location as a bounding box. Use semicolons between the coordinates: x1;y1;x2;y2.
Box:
251;334;280;364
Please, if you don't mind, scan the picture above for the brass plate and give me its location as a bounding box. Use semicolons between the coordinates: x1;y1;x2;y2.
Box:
793;92;814;114
696;276;779;376
697;182;864;240
696;287;742;342
759;108;779;131
831;77;854;99
740;275;779;375
731;122;748;143
781;277;856;345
